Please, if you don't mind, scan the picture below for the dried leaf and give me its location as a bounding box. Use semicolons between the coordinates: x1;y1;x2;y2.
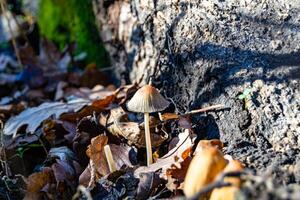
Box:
4;98;90;136
85;135;136;177
136;172;161;200
42;119;76;145
165;147;193;191
135;129;194;175
24;167;53;200
100;107;168;147
49;147;82;186
91;170;139;200
91;94;116;109
73;116;104;165
60;94;116;122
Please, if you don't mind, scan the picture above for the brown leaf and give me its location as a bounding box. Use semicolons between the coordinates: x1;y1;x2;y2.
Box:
85;135;136;177
42;119;76;145
46;146;82;196
61;94;116;122
99;107;168;148
91;94;116;109
165;147;193;191
24;167;53;200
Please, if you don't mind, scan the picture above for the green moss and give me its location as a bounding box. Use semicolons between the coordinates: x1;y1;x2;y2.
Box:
37;0;109;67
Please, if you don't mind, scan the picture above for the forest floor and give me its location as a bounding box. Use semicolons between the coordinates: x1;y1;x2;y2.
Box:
1;1;300;199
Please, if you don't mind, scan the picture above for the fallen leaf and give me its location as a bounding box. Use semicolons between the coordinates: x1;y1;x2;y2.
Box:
24;167;53;200
42;119;76;145
0;54;18;71
91;170;139;200
165;147;193;191
73;115;105;165
48;147;82;184
85;135;136;178
134;129;194;176
4;98;90;136
159;113;179;121
136;172;161;200
100;107;168;148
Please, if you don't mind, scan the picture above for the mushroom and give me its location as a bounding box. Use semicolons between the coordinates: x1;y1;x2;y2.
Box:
127;85;170;166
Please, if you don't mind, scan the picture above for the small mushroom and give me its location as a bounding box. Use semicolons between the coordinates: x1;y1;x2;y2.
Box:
127;85;169;166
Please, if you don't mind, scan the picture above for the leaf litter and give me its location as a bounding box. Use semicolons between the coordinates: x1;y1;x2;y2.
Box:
0;38;246;200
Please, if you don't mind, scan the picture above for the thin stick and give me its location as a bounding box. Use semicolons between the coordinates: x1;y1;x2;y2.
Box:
0;0;23;69
144;112;153;166
104;145;117;173
185;104;225;115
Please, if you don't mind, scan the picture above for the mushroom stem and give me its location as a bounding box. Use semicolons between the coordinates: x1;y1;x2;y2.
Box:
104;145;117;173
144;112;153;166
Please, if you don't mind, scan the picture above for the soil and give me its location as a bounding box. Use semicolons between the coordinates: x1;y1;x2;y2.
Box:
94;0;300;198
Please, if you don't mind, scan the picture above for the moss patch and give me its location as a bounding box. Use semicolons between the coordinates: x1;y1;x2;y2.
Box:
37;0;109;67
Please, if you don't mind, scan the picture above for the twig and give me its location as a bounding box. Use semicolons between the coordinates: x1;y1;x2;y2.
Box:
184;104;225;115
0;0;23;69
0;120;11;177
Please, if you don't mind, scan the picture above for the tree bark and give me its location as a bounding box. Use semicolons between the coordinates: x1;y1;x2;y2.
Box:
93;0;300;188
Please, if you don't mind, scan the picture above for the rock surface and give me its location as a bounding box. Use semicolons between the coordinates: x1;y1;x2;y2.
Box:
94;0;300;198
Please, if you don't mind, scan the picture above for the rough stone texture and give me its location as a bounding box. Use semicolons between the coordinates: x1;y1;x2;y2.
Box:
93;0;300;197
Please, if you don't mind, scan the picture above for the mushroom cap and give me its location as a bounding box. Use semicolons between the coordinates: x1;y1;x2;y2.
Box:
127;85;170;113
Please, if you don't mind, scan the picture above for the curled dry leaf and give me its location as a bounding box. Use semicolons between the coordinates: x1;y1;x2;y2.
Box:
165;147;193;191
135;129;194;176
164;139;223;191
210;160;244;200
80;135;137;186
99;107;168;148
183;146;228;199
